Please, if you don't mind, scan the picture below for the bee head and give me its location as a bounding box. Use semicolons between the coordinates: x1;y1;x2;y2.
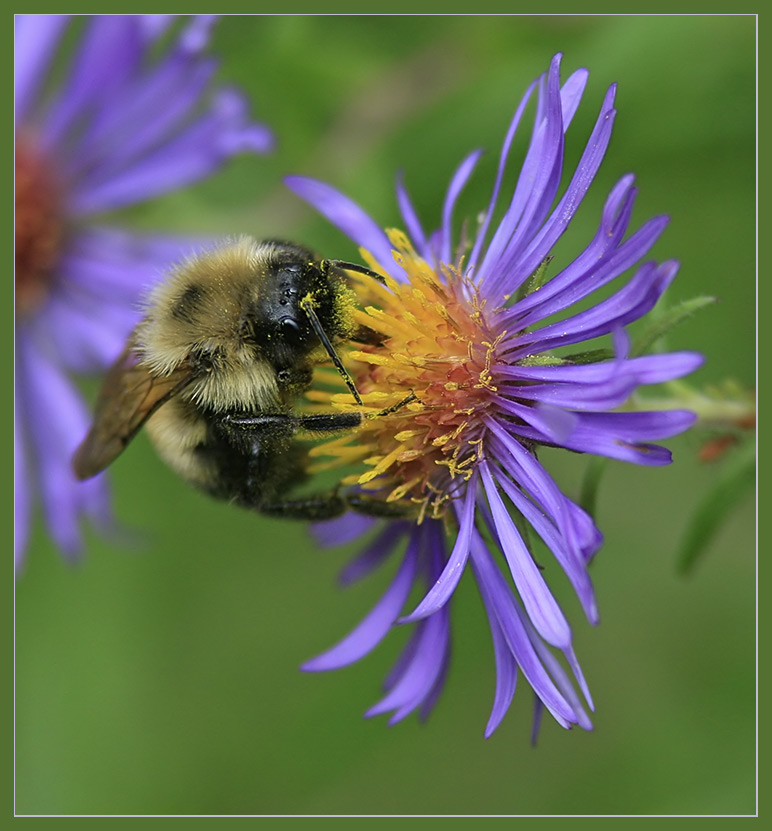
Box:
249;243;351;368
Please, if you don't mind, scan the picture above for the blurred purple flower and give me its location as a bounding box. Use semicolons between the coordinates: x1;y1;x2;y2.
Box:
287;54;702;738
14;14;273;574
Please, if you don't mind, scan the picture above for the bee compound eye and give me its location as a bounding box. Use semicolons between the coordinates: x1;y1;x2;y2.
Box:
281;317;300;332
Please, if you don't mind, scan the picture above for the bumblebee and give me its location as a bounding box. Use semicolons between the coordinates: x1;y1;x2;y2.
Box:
73;237;409;520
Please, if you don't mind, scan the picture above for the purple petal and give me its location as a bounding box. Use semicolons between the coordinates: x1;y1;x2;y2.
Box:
514;607;593;730
484;417;593;564
469;533;578;727
73;54;216;176
71;94;264;214
311;511;378;548
365;606;450;722
135;14;176;42
568;409;698;441
478;582;519;738
487;449;599;625
32;291;135;373
505;260;679;360
531;697;545;746
496;350;704;386
504;373;640;411
468;77;538;272
301;533;418;671
207;88;274;154
14;14;69;120
382;626;422;694
371;524;450;721
399;473;477;623
17;341;112;558
417;638;452;723
558;67;590;127
510;409;697;465
57;231;206;310
497;83;618;299
480;461;572;649
337;521;407;585
286;176;406;282
481;78;619;303
396;171;429;260
618;351;705;384
42;16;144;148
496;173;635;323
438;149;483;266
493;397;579;445
178;15;219;53
477;55;567;295
506;213;669;330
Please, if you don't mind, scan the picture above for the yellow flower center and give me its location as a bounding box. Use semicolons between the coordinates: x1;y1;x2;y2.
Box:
309;230;504;521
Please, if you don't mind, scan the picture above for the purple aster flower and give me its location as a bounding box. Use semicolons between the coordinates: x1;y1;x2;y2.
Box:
287;53;703;738
14;14;273;574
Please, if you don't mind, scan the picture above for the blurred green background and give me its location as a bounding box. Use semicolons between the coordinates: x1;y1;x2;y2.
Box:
16;15;756;815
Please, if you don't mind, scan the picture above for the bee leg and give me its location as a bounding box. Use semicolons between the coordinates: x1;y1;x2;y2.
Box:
257;492;347;521
221;389;418;441
221;411;364;439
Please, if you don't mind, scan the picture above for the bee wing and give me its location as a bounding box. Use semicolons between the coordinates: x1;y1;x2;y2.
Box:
73;342;196;480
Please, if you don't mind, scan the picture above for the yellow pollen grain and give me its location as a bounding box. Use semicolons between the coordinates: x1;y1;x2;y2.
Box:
387;476;423;501
348;351;395;367
397;449;422;462
382;273;404;295
435;455;475;481
414;267;446;293
394;429;423;442
467;437;485;461
361;479;389;491
360;306;417;338
394;315;444;344
393;352;430;367
436;308;461;332
432;420;468;447
350;272;396;306
307;440;369;460
411;286;432;307
359;446;404;483
475;376;498;392
373;289;446;339
329;390;394;406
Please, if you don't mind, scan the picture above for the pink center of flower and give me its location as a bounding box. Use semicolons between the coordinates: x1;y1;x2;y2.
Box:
15;137;65;317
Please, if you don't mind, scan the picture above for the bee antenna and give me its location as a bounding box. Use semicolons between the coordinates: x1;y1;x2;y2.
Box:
323;259;387;285
299;296;363;406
